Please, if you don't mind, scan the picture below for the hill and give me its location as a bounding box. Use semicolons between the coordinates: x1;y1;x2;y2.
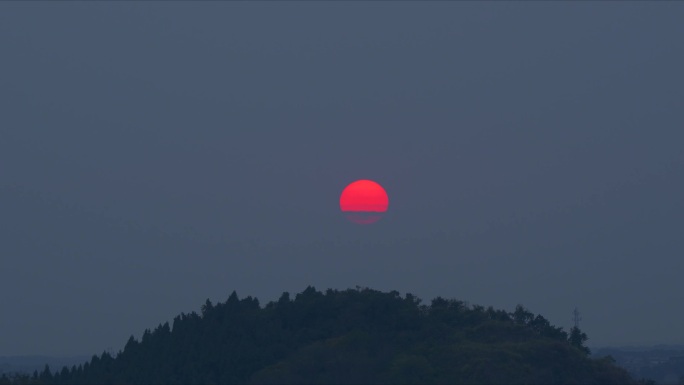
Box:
3;287;635;384
593;345;684;384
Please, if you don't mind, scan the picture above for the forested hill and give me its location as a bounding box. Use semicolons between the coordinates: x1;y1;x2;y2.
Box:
5;287;634;384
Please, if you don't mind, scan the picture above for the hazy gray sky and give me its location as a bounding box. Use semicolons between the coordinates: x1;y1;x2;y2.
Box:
1;2;683;356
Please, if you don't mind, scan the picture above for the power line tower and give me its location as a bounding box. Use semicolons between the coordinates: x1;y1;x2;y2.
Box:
573;307;582;329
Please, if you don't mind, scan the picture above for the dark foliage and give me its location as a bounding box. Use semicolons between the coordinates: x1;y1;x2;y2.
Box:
594;346;684;384
24;287;633;384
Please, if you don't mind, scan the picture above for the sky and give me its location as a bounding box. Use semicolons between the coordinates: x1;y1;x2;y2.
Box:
1;2;683;356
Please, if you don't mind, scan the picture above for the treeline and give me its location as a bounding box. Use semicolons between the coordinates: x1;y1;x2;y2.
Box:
2;287;635;384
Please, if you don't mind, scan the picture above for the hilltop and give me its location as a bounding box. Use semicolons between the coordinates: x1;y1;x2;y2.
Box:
4;287;634;384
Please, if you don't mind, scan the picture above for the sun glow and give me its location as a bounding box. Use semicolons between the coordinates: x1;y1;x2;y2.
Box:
339;180;389;224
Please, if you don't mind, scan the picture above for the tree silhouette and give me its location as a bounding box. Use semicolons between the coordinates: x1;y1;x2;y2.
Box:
10;287;634;384
568;325;591;355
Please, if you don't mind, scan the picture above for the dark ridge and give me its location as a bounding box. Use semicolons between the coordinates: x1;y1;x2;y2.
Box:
4;287;636;384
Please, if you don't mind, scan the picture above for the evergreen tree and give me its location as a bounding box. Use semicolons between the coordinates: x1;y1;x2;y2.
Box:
568;325;591;355
39;365;52;383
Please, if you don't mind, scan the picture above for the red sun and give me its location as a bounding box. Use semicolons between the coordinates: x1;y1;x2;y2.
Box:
339;179;389;224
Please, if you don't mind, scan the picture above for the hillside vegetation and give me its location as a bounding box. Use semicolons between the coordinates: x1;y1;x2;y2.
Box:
3;287;634;384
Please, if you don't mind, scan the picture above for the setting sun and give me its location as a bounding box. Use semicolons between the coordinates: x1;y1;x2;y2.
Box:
339;180;389;224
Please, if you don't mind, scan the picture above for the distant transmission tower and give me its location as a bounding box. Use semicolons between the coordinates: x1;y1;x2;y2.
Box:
573;307;582;329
